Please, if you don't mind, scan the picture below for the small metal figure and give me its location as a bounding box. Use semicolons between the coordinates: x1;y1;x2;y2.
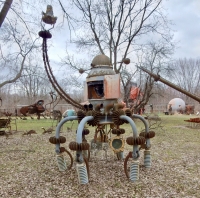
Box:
42;5;57;25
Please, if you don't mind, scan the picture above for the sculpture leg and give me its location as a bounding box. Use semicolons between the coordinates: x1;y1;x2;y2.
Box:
144;150;151;168
56;153;67;171
130;160;139;182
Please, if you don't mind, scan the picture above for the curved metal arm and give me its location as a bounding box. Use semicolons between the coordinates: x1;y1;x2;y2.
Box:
60;147;73;169
76;116;94;143
55;116;78;153
132;114;150;148
120;115;139;159
124;152;132;178
76;116;94;162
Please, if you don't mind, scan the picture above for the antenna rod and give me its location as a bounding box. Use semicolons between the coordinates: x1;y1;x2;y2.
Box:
139;66;200;103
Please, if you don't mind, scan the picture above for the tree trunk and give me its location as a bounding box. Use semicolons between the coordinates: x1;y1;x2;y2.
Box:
0;0;13;27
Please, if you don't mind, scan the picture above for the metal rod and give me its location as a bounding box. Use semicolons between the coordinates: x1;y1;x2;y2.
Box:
139;66;200;103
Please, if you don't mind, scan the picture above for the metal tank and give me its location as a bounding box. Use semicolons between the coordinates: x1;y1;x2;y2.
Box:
168;98;186;114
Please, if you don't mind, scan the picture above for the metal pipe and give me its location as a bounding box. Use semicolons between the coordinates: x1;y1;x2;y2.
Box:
75;116;94;185
75;116;93;163
139;66;200;103
55;116;78;153
120;115;139;159
132;114;150;148
76;116;94;143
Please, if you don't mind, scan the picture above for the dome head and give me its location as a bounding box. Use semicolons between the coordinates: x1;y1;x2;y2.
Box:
91;54;112;67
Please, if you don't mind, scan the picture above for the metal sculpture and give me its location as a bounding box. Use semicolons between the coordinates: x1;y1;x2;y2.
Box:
22;130;37;136
19;100;45;119
41;127;53;134
184;117;200;128
3;111;12;117
39;5;155;184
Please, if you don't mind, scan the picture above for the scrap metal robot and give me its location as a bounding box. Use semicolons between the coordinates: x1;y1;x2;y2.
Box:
39;5;155;184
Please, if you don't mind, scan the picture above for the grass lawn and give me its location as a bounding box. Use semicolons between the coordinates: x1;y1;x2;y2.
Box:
0;114;200;197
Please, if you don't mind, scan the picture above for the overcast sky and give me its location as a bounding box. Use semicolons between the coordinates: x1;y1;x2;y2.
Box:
49;0;200;68
164;0;200;59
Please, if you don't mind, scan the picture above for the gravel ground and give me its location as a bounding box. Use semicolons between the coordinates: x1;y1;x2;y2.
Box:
0;124;200;198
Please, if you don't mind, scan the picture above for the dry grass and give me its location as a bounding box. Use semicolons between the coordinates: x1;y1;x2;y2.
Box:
0;115;200;198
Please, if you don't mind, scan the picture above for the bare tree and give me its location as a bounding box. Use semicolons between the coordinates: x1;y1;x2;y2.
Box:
0;1;41;89
0;0;13;27
17;58;51;104
58;0;174;107
169;58;200;103
130;42;173;112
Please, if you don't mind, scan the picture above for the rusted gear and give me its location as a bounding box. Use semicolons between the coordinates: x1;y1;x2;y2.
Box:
38;30;52;39
139;131;155;139
111;129;118;135
119;128;125;134
112;110;125;125
86;110;100;126
49;136;66;144
124;108;132;123
69;141;90;151
77;110;86;122
82;128;90;135
111;128;125;135
125;108;132;117
126;136;146;145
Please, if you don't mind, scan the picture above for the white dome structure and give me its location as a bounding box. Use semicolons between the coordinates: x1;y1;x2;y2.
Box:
168;98;185;113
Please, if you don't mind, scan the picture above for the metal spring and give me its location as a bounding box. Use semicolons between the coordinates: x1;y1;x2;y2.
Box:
130;161;139;182
56;154;67;172
139;131;155;139
126;136;146;145
49;136;66;144
144;150;151;168
69;142;89;151
76;163;88;184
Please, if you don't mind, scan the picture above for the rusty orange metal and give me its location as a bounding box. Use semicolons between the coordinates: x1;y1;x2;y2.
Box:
104;74;120;99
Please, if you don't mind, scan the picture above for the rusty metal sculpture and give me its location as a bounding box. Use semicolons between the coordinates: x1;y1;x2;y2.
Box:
41;127;53;134
39;5;155;185
19;100;45;120
22;130;37;136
